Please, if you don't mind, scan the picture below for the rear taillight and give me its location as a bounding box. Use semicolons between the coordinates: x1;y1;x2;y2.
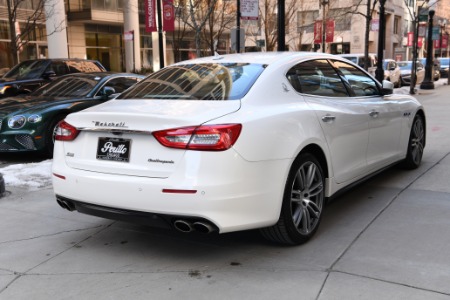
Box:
55;121;80;141
153;124;242;151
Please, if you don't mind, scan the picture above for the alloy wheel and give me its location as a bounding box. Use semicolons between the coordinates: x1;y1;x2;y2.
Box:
410;117;425;165
290;161;324;235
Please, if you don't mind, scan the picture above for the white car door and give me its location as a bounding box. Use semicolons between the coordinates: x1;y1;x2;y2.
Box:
288;59;370;184
332;60;403;170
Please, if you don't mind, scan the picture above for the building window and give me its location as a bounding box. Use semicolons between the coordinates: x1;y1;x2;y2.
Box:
297;10;319;33
328;9;351;31
394;16;401;34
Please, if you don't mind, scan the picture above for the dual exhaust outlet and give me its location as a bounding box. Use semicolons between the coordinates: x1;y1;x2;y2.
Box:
56;196;216;234
173;219;216;234
56;198;75;211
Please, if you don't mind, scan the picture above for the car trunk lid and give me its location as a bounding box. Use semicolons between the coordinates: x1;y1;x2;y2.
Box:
62;99;240;178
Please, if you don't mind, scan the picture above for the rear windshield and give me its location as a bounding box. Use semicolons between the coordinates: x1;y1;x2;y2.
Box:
117;63;265;100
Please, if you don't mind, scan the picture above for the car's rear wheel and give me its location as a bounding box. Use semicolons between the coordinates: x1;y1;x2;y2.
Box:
402;114;425;169
260;153;325;245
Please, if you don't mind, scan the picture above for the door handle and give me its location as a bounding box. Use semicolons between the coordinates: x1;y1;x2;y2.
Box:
369;111;379;118
321;115;336;123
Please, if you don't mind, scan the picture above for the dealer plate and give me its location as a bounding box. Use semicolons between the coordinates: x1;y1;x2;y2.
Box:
96;137;131;162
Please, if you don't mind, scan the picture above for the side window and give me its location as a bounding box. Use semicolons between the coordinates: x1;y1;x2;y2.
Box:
332;60;381;97
48;61;68;76
286;60;349;97
100;77;140;94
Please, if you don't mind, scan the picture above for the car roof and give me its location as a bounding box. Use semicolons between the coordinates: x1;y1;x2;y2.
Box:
19;58;102;63
58;72;143;79
173;52;344;67
337;53;377;57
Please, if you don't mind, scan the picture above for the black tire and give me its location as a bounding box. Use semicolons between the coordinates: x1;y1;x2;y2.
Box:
43;115;66;157
260;153;325;245
402;114;425;169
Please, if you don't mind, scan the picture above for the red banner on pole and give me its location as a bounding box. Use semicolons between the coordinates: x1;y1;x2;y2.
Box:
418;37;423;48
442;34;449;49
407;32;413;47
145;0;156;32
314;21;322;44
434;39;441;49
163;0;174;31
326;20;334;43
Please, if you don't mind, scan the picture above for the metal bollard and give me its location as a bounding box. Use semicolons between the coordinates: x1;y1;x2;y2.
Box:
0;173;5;198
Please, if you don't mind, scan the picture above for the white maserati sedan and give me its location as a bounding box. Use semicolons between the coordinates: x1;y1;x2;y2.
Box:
52;52;425;245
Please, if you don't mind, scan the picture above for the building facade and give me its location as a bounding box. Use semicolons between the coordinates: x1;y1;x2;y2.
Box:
0;0;448;71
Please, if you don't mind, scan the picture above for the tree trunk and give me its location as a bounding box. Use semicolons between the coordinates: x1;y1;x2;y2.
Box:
6;0;19;66
364;0;371;71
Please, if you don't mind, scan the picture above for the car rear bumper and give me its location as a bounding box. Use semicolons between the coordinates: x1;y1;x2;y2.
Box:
52;144;291;233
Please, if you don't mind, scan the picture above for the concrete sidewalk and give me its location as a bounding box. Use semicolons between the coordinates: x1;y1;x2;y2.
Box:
1;85;450;299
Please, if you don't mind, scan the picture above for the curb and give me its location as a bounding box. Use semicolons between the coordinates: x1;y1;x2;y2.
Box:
0;173;4;198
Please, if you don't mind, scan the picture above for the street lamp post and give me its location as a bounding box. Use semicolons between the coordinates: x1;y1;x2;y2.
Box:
420;9;435;90
375;0;386;83
277;0;285;51
439;20;447;57
320;0;329;53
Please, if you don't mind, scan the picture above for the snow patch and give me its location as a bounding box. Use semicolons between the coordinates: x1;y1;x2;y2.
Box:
0;160;52;190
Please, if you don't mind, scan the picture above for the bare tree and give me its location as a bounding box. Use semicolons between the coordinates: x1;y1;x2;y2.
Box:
294;0;316;51
5;0;64;67
181;0;219;57
284;0;302;50
336;0;378;71
202;0;235;56
171;0;190;61
259;0;277;51
6;0;45;66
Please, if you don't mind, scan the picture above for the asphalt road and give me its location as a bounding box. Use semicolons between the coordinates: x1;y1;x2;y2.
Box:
1;83;450;299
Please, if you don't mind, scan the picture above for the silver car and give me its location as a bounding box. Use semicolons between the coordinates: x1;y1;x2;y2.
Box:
398;61;425;86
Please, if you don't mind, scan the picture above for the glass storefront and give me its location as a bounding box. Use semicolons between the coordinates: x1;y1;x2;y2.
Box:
85;29;123;71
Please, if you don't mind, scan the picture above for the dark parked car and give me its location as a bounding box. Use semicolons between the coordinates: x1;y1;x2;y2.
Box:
420;58;441;81
0;59;106;98
437;57;449;78
0;72;144;156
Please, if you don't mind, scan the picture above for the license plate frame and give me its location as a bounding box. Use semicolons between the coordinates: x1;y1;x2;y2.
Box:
96;137;131;162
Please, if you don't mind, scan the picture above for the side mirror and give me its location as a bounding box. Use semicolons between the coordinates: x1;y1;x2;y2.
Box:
42;71;56;79
382;80;394;95
100;86;116;99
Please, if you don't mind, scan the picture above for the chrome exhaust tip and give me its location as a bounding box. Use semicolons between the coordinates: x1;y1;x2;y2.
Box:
193;221;215;234
56;198;75;211
173;220;194;233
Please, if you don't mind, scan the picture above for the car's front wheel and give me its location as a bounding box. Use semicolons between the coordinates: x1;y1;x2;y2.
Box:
43;115;66;157
260;153;325;245
402;114;425;169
